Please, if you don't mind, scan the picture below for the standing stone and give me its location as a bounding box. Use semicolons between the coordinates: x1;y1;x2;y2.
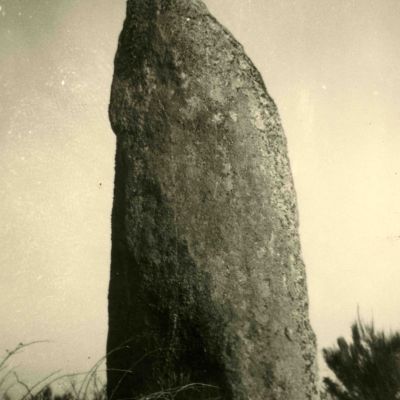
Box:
107;1;319;399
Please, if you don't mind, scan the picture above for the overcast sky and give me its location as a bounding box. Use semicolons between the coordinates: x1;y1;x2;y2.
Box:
1;0;400;385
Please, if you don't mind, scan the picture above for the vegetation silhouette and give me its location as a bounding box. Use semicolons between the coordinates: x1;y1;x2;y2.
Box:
0;342;219;400
323;316;400;400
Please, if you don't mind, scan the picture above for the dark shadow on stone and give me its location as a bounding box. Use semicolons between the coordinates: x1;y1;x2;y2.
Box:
107;144;231;399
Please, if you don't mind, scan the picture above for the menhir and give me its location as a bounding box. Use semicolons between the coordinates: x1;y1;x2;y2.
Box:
107;1;319;399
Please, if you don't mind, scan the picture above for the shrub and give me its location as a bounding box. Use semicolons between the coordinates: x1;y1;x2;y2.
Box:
323;317;400;400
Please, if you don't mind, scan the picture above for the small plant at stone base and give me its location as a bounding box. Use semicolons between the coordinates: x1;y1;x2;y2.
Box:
0;342;220;400
323;316;400;400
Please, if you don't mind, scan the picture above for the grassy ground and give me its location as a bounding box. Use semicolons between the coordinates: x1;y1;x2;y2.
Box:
0;342;220;400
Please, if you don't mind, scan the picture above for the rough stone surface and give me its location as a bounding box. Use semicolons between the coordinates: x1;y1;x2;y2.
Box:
107;1;319;399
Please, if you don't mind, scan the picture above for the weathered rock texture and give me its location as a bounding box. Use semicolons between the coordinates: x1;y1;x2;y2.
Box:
107;1;318;399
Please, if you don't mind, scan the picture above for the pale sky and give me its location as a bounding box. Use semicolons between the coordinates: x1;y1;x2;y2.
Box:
1;0;400;385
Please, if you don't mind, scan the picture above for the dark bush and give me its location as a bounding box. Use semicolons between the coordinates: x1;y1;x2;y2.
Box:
323;318;400;400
